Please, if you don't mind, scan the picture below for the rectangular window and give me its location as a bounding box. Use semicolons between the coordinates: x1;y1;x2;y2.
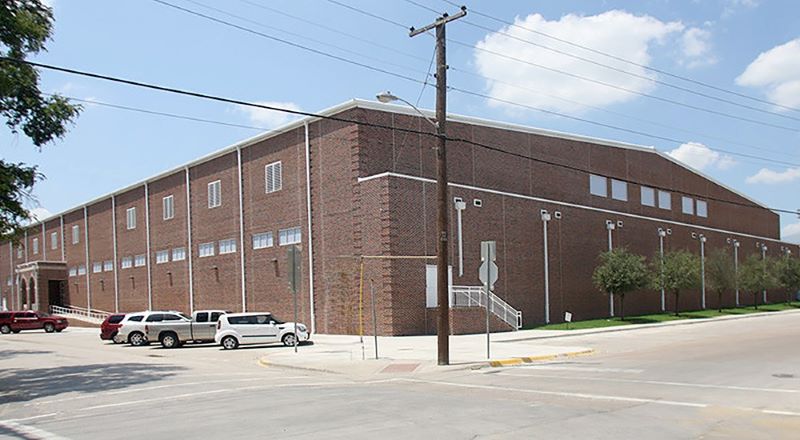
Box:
208;180;221;208
682;196;694;215
163;195;175;220
279;227;302;246
640;186;655;207
589;174;607;197
611;179;628;201
219;238;237;254
103;260;113;272
32;237;38;255
121;257;133;269
156;250;169;264
16;247;22;259
69;267;77;277
172;247;186;261
252;232;273;249
199;242;215;257
658;191;671;210
51;232;58;250
92;262;102;273
265;161;282;194
696;200;708;218
77;264;86;275
126;207;136;230
72;225;80;244
134;254;146;267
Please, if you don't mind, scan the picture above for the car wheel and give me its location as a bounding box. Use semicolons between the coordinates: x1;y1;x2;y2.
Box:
282;333;297;347
0;324;10;334
221;335;239;350
160;333;180;349
44;323;55;333
129;332;146;346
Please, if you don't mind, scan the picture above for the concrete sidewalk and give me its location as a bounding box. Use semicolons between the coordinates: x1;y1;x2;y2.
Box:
259;332;592;375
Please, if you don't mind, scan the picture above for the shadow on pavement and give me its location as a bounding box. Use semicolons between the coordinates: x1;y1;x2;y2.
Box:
0;362;186;404
0;349;53;359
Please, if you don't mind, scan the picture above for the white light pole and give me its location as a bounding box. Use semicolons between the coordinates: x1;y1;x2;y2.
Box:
658;228;667;312
606;220;615;317
759;243;768;303
541;210;551;324
698;234;707;309
454;198;466;277
732;239;740;306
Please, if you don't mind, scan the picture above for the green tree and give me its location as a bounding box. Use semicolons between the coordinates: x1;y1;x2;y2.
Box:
705;248;736;312
592;248;650;320
775;254;800;305
652;250;701;316
738;254;779;310
1;0;81;239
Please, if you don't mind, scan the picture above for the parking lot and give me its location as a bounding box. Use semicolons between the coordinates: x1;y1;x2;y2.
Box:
1;312;800;439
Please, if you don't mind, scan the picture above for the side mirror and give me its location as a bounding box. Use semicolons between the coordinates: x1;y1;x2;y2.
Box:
269;320;276;325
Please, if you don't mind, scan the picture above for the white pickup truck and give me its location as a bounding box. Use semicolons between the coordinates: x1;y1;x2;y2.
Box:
144;310;227;348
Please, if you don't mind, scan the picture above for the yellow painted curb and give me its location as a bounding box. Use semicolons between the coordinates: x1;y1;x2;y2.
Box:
488;349;594;368
257;357;270;368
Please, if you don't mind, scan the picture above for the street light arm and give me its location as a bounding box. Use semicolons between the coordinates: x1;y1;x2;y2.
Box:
375;91;439;129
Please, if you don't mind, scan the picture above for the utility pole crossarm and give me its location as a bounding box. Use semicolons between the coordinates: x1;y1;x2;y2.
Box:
409;7;467;37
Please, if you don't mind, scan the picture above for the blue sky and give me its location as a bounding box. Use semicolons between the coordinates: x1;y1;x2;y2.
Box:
3;0;799;241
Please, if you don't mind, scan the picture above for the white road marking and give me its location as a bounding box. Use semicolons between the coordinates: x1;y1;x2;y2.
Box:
495;372;799;394
0;420;69;440
516;365;644;374
762;410;800;417
1;413;58;423
396;378;708;408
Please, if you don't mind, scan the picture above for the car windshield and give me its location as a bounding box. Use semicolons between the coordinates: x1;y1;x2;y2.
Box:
180;313;192;320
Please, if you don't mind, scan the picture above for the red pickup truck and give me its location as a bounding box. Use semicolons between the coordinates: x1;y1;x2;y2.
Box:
0;311;69;334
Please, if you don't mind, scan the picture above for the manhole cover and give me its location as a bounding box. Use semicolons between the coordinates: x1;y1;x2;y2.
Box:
772;373;796;379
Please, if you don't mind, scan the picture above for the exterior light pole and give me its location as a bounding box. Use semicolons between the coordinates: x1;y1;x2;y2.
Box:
606;220;615;317
658;228;667;312
541;210;552;324
379;6;466;366
699;234;707;309
759;243;768;303
732;239;740;306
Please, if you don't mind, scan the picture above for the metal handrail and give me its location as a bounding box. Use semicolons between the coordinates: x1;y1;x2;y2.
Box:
451;285;523;330
49;305;111;323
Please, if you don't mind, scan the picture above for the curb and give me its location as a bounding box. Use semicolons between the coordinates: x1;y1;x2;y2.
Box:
502;308;800;342
257;356;344;375
487;349;594;367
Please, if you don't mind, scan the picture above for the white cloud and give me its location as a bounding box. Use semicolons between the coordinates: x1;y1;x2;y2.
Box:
745;167;800;184
235;101;301;128
782;222;800;244
473;11;685;114
680;27;717;68
736;38;800;110
722;0;760;17
667;142;736;171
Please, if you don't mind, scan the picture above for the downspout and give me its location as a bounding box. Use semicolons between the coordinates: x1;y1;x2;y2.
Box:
237;147;247;313
59;215;65;261
144;183;153;310
42;223;46;261
112;195;119;313
185;167;194;313
304;121;316;334
83;206;91;310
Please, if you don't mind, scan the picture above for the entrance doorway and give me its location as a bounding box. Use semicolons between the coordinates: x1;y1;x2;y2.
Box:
48;280;65;308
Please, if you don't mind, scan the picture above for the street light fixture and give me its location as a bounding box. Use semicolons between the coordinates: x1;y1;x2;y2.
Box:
375;91;439;129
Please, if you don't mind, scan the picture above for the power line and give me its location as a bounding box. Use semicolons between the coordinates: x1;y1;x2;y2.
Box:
151;0;800;163
440;0;800;114
10;56;796;216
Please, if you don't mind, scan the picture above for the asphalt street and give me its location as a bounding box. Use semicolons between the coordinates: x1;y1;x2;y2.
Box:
1;312;799;439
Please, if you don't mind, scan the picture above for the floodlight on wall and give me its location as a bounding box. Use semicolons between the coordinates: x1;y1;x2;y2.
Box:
658;228;666;237
473;199;482;207
666;229;672;235
605;220;615;230
554;211;562;219
617;220;624;228
453;197;463;204
541;210;551;222
691;232;698;239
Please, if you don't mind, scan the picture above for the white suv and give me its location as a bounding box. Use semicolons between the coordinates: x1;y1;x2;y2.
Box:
214;313;310;350
117;311;186;346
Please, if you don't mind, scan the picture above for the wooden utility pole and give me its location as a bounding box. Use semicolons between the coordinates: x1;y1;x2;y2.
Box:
409;6;466;366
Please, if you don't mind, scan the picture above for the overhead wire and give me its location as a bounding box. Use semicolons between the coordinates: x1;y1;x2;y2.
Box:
10;56;798;216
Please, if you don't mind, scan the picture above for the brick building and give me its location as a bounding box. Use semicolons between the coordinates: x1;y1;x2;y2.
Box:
1;99;797;335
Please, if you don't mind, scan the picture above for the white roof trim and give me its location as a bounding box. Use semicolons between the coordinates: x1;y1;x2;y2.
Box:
27;98;769;226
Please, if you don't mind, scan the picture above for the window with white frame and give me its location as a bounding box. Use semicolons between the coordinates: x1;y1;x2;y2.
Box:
72;225;80;244
199;242;215;257
69;267;77;277
658;191;671;210
103;260;113;272
93;262;102;273
126;207;136;230
134;254;146;267
16;246;22;258
265;161;282;194
121;257;133;269
696;200;708;218
172;247;186;261
156;250;170;264
51;232;58;250
219;238;237;254
252;232;273;249
32;237;38;255
640;186;655;207
611;179;628;201
682;196;694;215
77;264;86;275
279;227;302;246
589;174;607;197
163;195;175;220
208;180;221;208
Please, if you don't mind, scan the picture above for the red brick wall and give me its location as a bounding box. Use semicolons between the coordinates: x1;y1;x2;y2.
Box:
87;199;115;312
115;187;149;312
63;209;87;308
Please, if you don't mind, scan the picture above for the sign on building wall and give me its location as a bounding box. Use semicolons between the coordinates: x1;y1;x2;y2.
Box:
425;264;453;308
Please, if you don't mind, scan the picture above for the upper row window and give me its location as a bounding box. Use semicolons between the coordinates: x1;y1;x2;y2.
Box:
72;225;80;244
208;180;221;209
163;195;175;220
265;161;282;194
589;175;607;197
127;207;136;230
